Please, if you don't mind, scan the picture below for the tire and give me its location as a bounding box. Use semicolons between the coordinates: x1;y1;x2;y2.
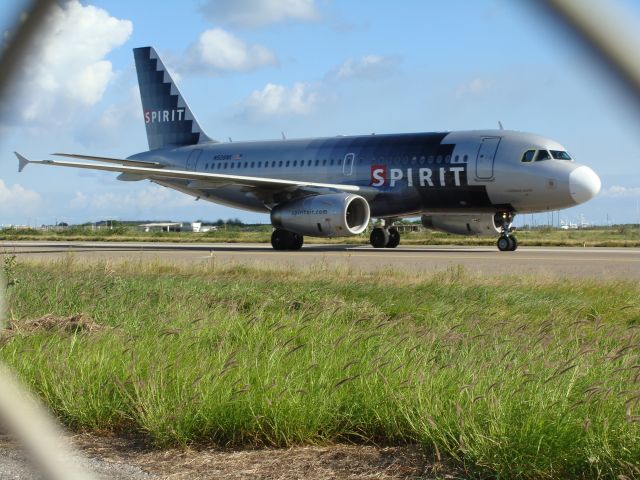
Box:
386;227;400;248
370;228;389;248
508;236;518;251
290;233;304;250
497;235;511;252
271;229;292;250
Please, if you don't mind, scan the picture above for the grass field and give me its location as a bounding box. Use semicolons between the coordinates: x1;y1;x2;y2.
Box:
1;258;640;478
1;225;639;247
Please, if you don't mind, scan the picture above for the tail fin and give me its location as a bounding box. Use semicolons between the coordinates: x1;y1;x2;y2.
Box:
133;46;214;150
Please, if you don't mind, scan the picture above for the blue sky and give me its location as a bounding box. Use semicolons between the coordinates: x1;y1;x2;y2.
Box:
1;0;639;227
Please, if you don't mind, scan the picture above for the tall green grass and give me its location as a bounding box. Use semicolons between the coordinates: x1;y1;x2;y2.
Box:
1;258;639;478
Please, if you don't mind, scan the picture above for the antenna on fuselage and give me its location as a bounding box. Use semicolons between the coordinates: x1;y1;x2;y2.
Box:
498;121;504;130
228;137;233;143
281;131;286;140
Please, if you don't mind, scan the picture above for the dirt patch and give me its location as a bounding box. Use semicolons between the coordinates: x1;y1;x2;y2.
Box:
1;314;105;344
71;434;462;479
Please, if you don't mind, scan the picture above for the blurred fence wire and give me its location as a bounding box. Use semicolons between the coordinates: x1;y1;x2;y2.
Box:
540;0;640;111
0;1;97;479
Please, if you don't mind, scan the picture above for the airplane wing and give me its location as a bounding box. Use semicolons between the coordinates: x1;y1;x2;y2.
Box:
15;152;370;197
52;153;164;168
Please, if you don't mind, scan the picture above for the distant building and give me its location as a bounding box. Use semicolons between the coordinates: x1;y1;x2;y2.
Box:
138;222;182;232
190;222;217;233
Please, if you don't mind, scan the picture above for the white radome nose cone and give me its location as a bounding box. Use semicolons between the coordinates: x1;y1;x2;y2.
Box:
569;166;601;204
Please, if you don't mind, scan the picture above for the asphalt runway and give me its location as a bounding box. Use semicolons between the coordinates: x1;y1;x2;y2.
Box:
1;241;639;279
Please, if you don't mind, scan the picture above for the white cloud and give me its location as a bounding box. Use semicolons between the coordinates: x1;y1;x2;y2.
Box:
7;0;132;125
329;55;398;81
77;85;143;147
0;179;41;214
199;0;319;28
601;185;640;198
184;28;277;73
454;78;493;98
242;82;317;119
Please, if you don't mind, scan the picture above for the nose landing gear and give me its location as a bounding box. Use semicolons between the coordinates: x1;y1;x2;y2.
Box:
495;212;517;251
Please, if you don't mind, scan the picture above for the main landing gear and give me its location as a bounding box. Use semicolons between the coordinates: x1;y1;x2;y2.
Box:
496;212;518;252
271;228;304;250
370;225;400;248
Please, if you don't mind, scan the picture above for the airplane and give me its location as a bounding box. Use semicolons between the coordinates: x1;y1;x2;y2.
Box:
15;46;601;251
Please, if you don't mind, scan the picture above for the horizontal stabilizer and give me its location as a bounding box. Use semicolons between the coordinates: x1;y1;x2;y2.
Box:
15;152;30;172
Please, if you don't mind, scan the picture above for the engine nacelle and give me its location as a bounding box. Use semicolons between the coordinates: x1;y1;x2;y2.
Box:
271;193;370;237
421;214;501;236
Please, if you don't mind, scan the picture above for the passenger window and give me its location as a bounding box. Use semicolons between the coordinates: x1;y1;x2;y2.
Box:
463;154;468;163
271;161;276;167
322;159;327;166
244;162;248;168
536;150;551;161
315;159;319;166
330;159;334;166
278;161;283;167
251;162;255;168
436;155;442;164
419;156;425;165
307;160;312;166
224;162;228;169
521;150;535;163
428;155;434;164
445;155;451;164
286;161;290;167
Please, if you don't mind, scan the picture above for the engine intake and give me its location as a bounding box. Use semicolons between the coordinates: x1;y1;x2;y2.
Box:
271;193;370;237
421;214;501;236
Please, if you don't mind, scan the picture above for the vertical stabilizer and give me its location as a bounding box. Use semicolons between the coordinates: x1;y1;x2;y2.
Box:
133;46;213;150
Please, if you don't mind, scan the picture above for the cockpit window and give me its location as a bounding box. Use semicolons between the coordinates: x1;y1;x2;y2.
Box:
535;150;551;161
521;150;535;163
550;150;572;160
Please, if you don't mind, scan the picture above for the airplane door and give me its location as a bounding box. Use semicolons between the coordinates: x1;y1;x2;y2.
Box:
475;138;500;180
343;153;355;176
186;149;202;171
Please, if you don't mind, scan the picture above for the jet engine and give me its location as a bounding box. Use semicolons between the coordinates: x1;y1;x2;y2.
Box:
271;193;370;237
421;214;501;236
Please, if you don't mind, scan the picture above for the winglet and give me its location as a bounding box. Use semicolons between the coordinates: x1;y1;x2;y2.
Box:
15;152;30;172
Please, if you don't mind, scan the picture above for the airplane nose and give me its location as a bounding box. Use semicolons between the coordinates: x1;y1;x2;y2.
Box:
569;166;601;204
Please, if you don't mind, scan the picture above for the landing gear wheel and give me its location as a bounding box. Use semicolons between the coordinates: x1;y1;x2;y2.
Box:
370;228;390;248
290;232;304;250
271;229;304;250
271;229;290;250
386;227;400;248
508;236;518;251
497;235;511;252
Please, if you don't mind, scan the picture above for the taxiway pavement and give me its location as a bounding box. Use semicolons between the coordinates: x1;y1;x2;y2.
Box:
1;241;638;279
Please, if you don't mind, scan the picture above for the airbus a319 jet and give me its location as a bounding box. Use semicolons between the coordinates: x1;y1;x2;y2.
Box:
16;47;601;251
